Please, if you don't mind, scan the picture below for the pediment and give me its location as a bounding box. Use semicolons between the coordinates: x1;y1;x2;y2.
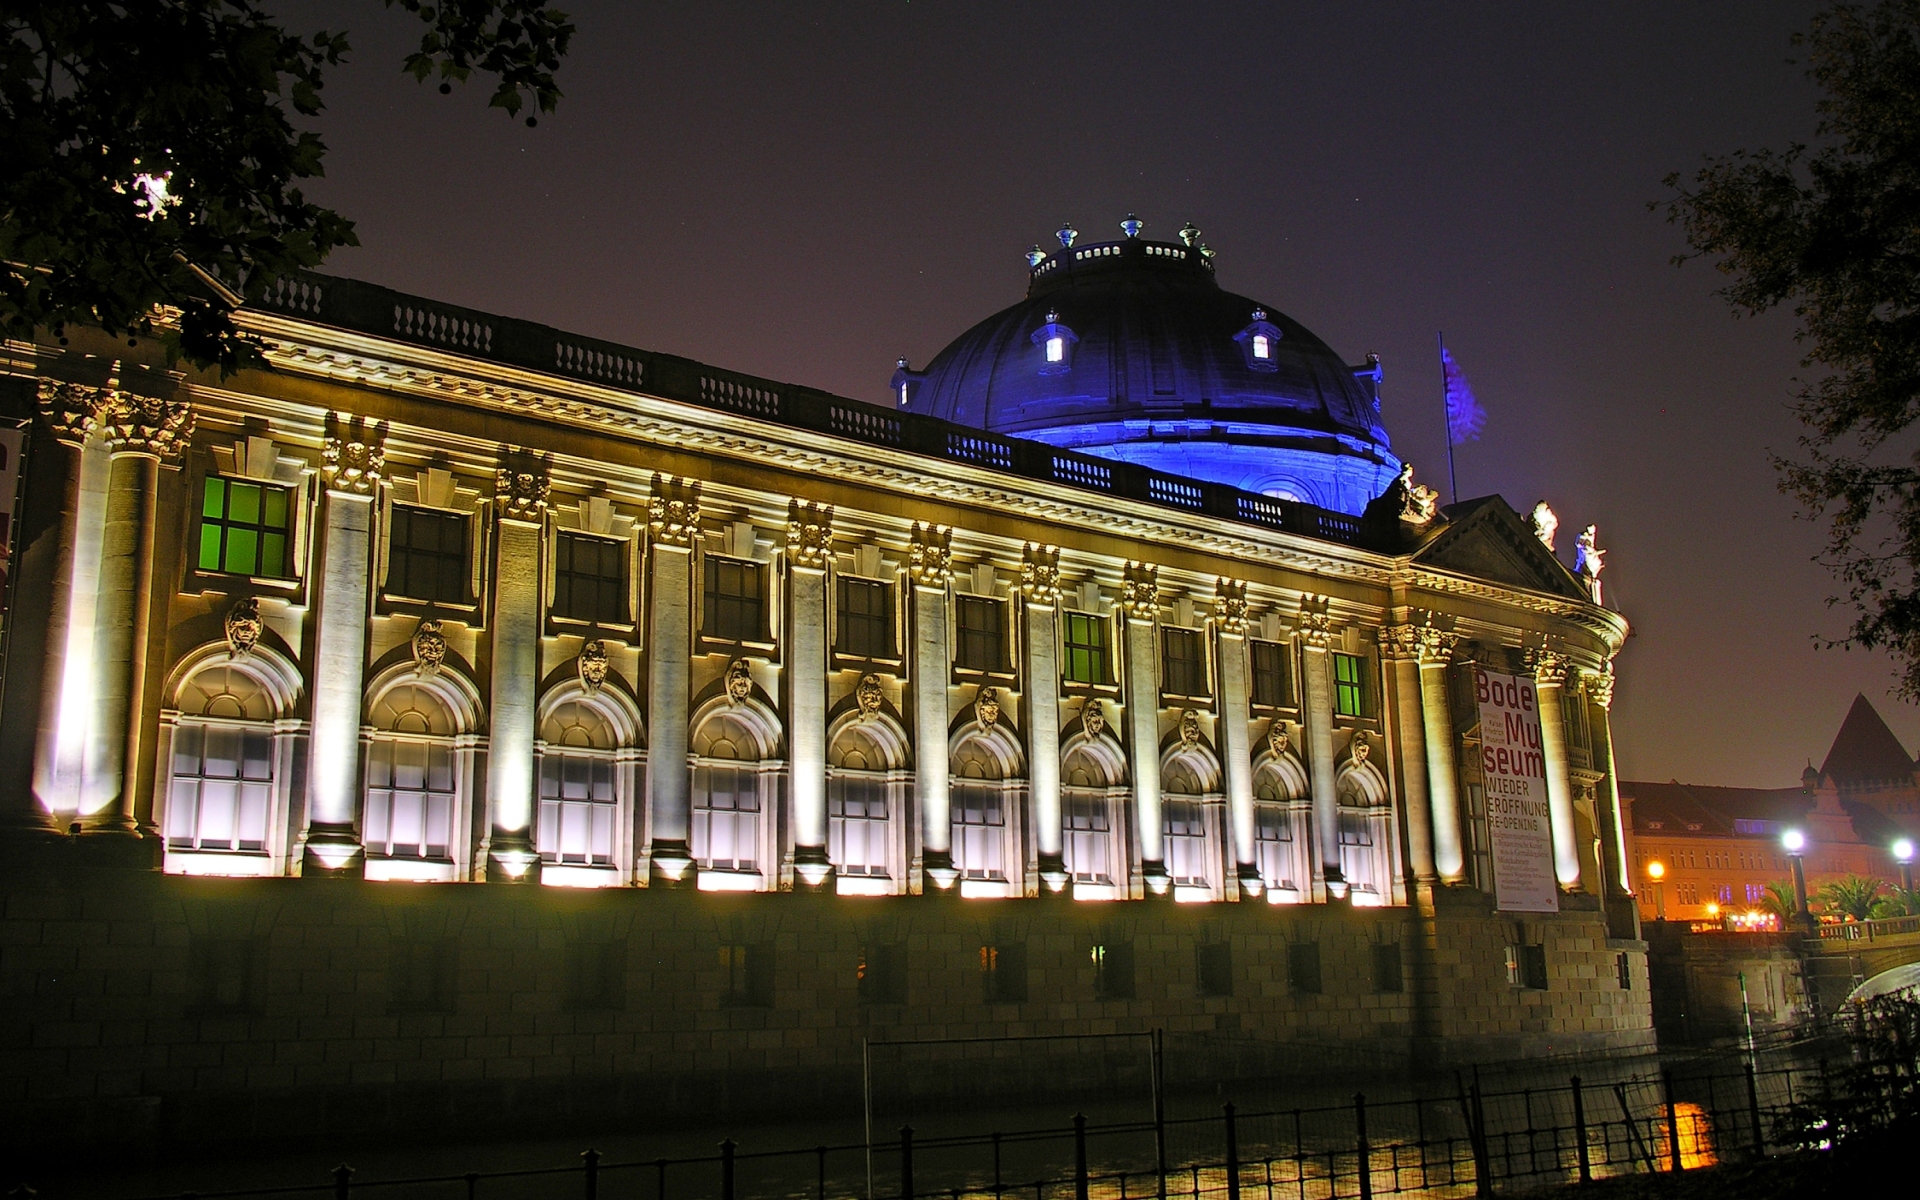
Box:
1412;497;1588;601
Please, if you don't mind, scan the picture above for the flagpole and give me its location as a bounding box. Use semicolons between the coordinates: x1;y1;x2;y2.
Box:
1438;331;1458;505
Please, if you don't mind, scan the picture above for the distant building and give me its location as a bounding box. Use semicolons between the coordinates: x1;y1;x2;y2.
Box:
1621;695;1920;923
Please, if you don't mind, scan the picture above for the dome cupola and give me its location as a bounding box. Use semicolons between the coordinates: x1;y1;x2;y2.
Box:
897;218;1401;515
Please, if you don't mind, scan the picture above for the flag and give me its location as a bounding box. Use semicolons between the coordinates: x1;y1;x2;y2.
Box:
1441;344;1487;445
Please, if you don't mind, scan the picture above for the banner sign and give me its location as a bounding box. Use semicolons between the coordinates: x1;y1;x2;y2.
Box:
1475;667;1559;913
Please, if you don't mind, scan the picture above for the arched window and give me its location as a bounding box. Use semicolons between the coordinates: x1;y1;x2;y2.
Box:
537;701;618;867
365;683;458;861
1161;745;1222;893
828;716;906;883
165;665;275;854
1253;735;1312;898
952;738;1007;882
692;710;766;876
1336;746;1394;904
1062;745;1120;886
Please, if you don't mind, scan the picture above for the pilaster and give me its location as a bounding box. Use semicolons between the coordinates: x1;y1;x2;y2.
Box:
645;474;700;885
1379;623;1436;887
1020;543;1064;893
909;524;954;890
1414;622;1467;884
1214;579;1258;898
787;499;833;889
1528;648;1584;892
302;417;384;876
1297;596;1342;898
1122;561;1165;897
484;456;548;882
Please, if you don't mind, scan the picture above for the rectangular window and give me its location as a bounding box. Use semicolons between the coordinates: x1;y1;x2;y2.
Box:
1253;804;1295;892
693;766;759;872
537;752;616;866
1287;942;1323;994
192;937;261;1015
199;477;294;579
953;785;1006;880
364;739;456;859
720;943;774;1007
553;532;627;624
1372;943;1404;994
703;555;766;643
955;596;1008;673
166;724;273;852
1064;794;1112;884
829;777;889;877
1092;943;1135;999
1250;640;1293;708
858;944;907;1005
388;938;455;1014
566;942;627;1011
1506;944;1548;990
1333;652;1369;717
981;943;1028;1003
1161;627;1208;698
387;505;469;604
1197;942;1234;997
836;577;893;658
1062;611;1111;685
1616;952;1632;991
1164;801;1210;886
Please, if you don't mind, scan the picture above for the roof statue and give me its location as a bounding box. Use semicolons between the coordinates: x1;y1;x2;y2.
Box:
1574;524;1605;605
1392;462;1440;526
899;215;1401;515
1529;501;1558;551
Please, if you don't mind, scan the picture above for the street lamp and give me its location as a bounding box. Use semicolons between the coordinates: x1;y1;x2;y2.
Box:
1894;837;1915;898
1783;829;1813;932
1646;860;1667;921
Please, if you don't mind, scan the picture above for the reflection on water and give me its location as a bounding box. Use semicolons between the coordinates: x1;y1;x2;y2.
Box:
1653;1102;1717;1170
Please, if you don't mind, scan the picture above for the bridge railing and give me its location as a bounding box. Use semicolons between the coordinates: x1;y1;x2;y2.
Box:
1815;914;1920;942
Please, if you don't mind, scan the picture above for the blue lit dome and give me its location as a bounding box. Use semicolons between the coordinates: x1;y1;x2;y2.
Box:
898;224;1401;515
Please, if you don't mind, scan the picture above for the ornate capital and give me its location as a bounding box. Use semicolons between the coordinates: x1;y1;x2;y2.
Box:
908;522;953;587
1413;625;1461;666
578;640;610;693
1121;561;1159;620
1526;647;1571;687
787;499;833;569
1214;577;1250;635
323;416;386;495
96;390;193;460
1585;664;1615;710
496;455;550;522
35;379;103;443
1377;623;1421;661
648;474;702;548
1297;595;1335;648
1019;543;1061;605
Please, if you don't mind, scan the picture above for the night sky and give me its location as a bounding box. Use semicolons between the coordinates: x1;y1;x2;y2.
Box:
277;0;1898;787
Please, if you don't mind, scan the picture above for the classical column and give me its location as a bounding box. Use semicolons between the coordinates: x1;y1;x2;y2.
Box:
79;389;192;839
1379;624;1436;886
1020;544;1065;893
484;459;548;882
302;419;384;875
1529;649;1584;891
1214;580;1259;898
10;382;97;835
1586;664;1631;895
1297;596;1343;898
908;524;955;890
1121;562;1166;897
645;474;701;885
1415;625;1467;884
787;500;833;889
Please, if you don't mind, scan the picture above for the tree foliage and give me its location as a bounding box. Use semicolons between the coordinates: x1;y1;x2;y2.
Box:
1818;872;1888;921
1761;877;1801;920
1662;2;1920;695
0;1;573;371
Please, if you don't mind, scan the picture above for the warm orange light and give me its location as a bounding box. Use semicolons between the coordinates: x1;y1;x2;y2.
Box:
1705;902;1720;917
1647;860;1666;881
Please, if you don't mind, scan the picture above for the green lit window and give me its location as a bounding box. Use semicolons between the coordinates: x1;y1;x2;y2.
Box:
1333;652;1368;717
1062;611;1111;686
198;477;293;579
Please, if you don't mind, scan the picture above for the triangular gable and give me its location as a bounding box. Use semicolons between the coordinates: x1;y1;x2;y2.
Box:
1819;694;1915;784
1411;496;1589;601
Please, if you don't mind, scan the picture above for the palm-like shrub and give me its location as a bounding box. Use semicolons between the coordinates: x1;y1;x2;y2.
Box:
1818;874;1887;922
1760;879;1800;920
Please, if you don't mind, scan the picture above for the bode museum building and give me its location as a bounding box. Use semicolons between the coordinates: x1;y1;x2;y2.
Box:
0;220;1650;1144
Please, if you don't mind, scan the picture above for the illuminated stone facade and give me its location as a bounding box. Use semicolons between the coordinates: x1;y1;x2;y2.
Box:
0;261;1650;1138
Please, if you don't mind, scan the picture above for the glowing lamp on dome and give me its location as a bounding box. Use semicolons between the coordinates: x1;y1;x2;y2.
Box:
1782;829;1806;854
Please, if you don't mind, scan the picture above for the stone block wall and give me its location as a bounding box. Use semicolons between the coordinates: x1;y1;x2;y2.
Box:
0;867;1652;1159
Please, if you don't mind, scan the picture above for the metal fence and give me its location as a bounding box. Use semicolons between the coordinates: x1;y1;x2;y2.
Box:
108;1057;1894;1200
